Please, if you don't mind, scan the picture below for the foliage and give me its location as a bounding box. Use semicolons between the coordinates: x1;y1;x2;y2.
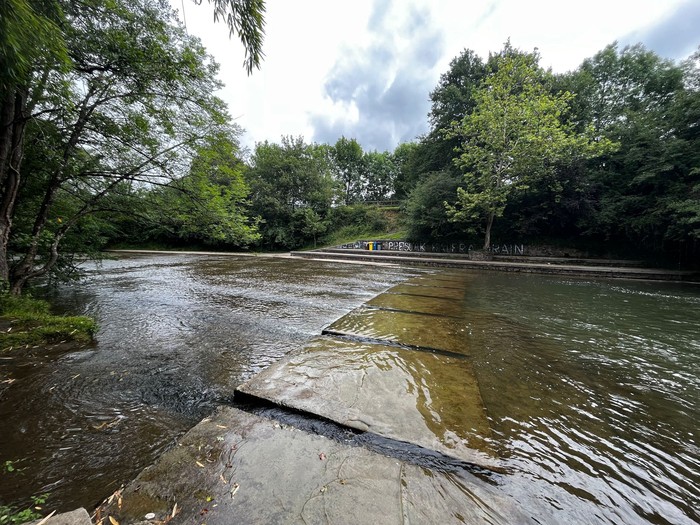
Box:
362;151;397;201
405;172;463;241
447;46;616;249
320;205;402;248
0;0;267;294
247;137;336;249
0;494;49;525
143;132;260;247
330;137;364;204
203;0;266;74
0;294;96;349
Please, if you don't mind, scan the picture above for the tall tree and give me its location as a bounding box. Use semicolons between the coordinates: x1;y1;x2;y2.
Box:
0;0;266;294
3;0;245;294
330;136;364;204
447;49;615;249
362;150;396;201
145;131;260;247
565;43;698;254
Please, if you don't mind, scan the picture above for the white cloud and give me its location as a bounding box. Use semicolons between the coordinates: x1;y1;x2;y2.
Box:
171;0;695;151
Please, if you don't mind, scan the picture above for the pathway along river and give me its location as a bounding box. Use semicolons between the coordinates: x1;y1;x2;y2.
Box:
1;254;698;524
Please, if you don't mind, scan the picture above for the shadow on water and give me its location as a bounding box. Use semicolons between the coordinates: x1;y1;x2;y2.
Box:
0;254;417;512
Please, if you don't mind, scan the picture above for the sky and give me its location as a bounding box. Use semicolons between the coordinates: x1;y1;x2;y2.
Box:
170;0;700;153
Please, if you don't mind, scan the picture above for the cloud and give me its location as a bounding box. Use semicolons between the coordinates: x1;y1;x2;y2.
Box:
622;0;700;60
310;1;445;151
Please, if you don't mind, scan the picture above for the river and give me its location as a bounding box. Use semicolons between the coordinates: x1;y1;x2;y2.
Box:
0;254;698;524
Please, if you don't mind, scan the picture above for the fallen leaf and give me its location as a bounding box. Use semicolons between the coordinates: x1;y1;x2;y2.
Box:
219;474;228;484
109;516;120;525
196;461;205;468
216;424;227;429
230;483;240;499
171;503;178;518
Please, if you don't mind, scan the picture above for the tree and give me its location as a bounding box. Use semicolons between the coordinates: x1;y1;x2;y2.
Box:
405;171;463;241
330;137;364;204
0;0;68;289
570;44;698;254
447;49;615;250
0;0;266;294
147;131;260;247
362;150;397;201
3;0;247;294
247;137;336;249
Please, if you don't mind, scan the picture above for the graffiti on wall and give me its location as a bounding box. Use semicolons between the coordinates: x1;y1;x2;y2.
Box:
339;241;525;255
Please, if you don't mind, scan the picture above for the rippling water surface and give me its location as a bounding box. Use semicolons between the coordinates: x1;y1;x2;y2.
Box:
458;272;699;525
0;255;698;525
0;254;415;511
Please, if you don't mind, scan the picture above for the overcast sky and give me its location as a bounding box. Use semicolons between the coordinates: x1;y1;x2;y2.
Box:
171;0;699;152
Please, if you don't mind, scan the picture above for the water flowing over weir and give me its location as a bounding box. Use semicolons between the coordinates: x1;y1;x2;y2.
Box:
1;254;699;524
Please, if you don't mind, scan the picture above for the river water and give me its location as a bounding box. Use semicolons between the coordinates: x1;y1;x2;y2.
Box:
0;254;698;524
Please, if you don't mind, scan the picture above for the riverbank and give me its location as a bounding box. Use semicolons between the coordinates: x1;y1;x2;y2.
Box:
0;295;96;352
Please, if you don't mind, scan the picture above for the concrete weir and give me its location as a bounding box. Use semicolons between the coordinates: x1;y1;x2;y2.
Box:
99;272;527;523
96;407;527;525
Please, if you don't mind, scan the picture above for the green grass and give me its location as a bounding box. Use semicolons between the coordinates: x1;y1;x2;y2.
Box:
0;295;97;351
319;225;408;248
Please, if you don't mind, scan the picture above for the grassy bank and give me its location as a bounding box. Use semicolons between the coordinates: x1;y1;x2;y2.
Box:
0;295;96;351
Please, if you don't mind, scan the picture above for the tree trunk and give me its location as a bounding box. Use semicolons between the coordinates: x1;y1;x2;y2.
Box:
0;87;28;290
483;210;495;250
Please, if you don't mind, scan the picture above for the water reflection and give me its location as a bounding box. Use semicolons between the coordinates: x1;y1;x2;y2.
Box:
459;273;700;525
0;254;415;512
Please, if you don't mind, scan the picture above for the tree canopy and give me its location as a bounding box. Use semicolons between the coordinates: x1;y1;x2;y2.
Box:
0;0;266;294
447;47;616;249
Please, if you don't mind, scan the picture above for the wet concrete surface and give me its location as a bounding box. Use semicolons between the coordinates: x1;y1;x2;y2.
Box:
97;407;529;525
236;336;495;467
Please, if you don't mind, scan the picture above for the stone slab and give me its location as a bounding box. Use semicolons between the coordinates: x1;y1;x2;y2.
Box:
367;293;464;317
96;407;528;525
236;337;496;467
27;508;91;525
324;306;473;355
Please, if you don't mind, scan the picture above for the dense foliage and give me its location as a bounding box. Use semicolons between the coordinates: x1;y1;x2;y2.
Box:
0;0;266;294
3;0;698;289
403;42;700;263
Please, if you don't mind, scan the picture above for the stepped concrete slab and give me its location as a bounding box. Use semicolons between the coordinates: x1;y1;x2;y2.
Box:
367;292;465;317
389;282;469;300
236;336;495;467
97;407;525;525
290;250;699;281
324;306;473;356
